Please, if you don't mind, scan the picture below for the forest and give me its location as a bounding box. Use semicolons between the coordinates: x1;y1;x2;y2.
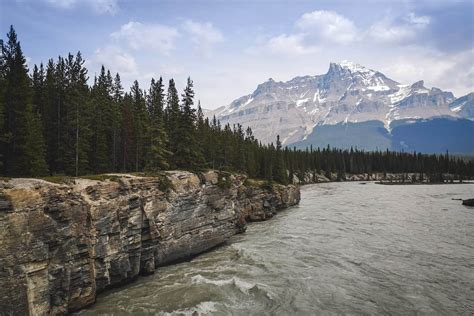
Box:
1;26;473;184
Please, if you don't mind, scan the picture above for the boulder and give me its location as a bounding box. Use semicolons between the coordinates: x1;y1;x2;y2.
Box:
462;198;474;206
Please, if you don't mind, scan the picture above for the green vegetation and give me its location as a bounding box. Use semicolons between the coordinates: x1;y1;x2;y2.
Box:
79;174;121;182
1;26;473;184
40;176;73;184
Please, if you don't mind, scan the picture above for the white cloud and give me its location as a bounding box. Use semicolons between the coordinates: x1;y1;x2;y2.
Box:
248;10;357;57
368;13;430;44
251;10;434;62
296;10;359;44
182;20;224;57
88;46;138;76
374;47;473;97
250;33;319;56
43;0;118;14
111;21;179;55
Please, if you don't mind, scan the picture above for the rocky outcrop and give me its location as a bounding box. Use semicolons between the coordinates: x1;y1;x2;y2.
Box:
0;171;300;315
462;198;474;206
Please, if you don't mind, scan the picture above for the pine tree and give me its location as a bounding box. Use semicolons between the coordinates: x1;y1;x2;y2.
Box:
174;77;204;170
65;52;90;176
0;38;7;171
90;66;110;173
1;26;47;176
131;80;147;172
111;73;123;171
165;78;180;163
146;77;171;171
121;93;134;172
273;135;288;184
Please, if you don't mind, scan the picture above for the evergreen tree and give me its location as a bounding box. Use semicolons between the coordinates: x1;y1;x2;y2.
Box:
90;66;110;173
111;73;123;171
131;80;147;172
146;77;171;170
65;52;90;176
174;77;204;170
1;26;47;176
165;78;180;162
273;135;288;184
121;93;134;172
0;38;7;171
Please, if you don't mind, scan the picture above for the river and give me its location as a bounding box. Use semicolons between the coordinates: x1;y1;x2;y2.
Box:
80;182;474;315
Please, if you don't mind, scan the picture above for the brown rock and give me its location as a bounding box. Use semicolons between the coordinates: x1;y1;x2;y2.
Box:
0;171;300;315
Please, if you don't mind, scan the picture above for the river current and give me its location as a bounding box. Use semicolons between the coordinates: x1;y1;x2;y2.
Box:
81;182;474;315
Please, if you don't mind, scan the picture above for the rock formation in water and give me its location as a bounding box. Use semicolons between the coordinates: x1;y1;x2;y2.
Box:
0;171;300;315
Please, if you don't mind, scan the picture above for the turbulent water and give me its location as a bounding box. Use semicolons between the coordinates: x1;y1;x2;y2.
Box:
80;182;474;315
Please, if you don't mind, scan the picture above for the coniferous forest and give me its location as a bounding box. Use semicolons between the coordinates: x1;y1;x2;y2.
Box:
0;26;473;183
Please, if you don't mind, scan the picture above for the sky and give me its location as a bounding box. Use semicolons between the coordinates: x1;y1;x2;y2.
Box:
1;0;473;109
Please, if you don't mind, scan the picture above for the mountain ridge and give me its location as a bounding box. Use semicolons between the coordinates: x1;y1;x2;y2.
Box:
207;61;473;152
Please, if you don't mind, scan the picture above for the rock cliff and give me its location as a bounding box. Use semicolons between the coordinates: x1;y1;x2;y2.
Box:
0;171;300;315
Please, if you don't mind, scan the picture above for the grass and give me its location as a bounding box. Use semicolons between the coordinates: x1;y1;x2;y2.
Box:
40;174;121;184
79;174;121;182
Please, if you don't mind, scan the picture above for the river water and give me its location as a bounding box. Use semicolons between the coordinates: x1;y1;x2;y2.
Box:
81;182;474;315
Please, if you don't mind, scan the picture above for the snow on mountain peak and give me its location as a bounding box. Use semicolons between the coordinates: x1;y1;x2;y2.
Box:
338;60;372;73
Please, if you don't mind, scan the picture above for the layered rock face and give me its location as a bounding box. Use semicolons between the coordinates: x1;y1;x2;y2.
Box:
0;171;300;315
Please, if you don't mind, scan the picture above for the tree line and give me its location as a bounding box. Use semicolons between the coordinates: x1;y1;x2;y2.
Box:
0;26;473;183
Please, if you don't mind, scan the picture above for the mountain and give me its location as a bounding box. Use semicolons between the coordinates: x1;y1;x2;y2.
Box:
208;61;474;153
449;92;474;120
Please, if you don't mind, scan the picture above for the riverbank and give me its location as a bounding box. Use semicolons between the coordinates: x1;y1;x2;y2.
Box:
0;170;299;315
292;171;472;185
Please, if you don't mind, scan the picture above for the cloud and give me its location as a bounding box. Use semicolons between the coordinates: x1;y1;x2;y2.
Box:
111;21;179;55
88;45;138;76
368;12;431;44
182;20;224;57
251;10;435;60
247;33;319;56
43;0;118;14
250;10;358;57
296;10;359;44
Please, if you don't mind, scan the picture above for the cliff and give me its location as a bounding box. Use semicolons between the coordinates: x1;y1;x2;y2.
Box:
0;171;300;315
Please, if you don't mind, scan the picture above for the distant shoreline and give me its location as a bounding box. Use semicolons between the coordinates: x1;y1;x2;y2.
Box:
375;181;474;185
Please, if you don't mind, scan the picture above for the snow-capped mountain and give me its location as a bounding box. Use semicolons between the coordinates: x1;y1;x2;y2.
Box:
449;92;474;120
208;61;473;153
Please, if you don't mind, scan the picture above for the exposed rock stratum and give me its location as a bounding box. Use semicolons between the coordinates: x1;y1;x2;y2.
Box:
0;171;300;315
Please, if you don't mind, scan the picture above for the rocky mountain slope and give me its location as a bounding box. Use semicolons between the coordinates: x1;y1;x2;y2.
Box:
209;61;473;153
0;171;299;315
449;92;474;120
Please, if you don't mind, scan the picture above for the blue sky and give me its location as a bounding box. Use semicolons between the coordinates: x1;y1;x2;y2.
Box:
1;0;473;109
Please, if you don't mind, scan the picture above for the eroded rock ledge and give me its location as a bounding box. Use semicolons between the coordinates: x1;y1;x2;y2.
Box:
0;171;299;315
